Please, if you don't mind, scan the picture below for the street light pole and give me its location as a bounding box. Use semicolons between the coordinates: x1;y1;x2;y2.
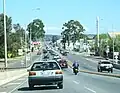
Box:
30;29;32;65
96;16;100;48
3;0;7;68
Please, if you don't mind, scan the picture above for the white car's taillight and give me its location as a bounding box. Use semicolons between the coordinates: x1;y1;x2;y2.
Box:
29;72;36;76
55;70;63;74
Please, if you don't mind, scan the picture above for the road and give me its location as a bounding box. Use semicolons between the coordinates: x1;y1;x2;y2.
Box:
0;66;120;93
46;43;120;74
66;53;120;74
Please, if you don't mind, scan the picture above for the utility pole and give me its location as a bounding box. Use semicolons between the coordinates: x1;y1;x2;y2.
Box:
25;30;27;67
3;0;7;68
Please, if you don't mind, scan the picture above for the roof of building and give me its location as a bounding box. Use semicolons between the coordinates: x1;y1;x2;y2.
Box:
108;32;120;38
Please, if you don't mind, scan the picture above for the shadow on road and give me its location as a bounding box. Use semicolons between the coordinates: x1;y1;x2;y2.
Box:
18;86;59;91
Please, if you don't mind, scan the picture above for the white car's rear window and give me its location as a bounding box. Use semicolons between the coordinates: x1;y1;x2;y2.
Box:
101;62;111;64
31;62;60;71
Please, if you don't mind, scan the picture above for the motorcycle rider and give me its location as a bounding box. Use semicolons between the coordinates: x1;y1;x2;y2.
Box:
72;61;79;73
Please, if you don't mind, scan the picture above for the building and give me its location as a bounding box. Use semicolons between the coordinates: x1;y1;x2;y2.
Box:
108;32;120;38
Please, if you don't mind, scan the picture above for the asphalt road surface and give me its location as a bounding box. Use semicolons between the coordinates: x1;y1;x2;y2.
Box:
66;53;120;74
0;67;120;93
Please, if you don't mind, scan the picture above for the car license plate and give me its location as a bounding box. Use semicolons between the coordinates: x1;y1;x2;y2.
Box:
43;72;50;76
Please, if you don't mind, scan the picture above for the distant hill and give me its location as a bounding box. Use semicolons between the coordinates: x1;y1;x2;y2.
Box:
85;34;96;39
45;34;61;41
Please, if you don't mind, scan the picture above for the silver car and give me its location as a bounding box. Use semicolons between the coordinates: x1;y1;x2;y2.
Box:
28;60;63;89
97;60;113;73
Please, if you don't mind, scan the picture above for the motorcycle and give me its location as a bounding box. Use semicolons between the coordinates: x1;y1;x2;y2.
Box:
73;67;79;75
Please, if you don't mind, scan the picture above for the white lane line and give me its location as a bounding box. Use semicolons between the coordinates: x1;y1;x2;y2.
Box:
73;80;79;84
17;78;25;81
6;83;21;86
0;92;7;93
84;86;96;93
8;79;27;93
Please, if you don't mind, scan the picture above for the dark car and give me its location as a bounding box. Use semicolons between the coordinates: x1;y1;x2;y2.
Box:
60;50;67;56
43;53;49;59
57;59;68;68
43;49;47;54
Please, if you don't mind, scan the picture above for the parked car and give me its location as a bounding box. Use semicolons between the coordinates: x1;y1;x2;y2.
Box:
97;60;113;73
28;60;63;89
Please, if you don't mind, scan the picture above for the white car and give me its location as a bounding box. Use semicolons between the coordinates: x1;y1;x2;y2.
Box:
53;55;61;60
28;60;63;89
97;60;113;73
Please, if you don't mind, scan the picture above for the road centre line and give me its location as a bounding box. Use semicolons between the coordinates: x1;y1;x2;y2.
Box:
8;79;27;93
84;86;96;93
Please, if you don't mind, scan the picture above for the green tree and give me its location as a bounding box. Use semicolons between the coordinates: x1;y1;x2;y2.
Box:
13;23;25;48
0;13;12;58
61;20;85;49
27;19;45;41
94;34;109;55
113;35;120;52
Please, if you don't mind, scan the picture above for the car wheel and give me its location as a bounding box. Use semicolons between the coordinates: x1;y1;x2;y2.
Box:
29;84;34;89
100;69;102;72
58;83;63;89
98;69;100;72
111;69;113;73
66;65;68;68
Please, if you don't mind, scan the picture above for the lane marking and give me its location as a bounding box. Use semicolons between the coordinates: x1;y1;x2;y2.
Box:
73;80;79;84
0;92;7;93
6;83;21;86
8;79;27;93
17;78;25;81
84;86;96;93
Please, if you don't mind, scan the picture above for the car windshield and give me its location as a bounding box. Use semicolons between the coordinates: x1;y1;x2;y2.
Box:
31;62;60;71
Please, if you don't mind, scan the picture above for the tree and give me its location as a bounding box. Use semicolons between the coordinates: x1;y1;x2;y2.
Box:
61;20;85;48
27;19;45;41
13;23;25;48
0;13;12;58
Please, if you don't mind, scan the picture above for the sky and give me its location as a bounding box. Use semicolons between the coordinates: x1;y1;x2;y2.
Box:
0;0;120;35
